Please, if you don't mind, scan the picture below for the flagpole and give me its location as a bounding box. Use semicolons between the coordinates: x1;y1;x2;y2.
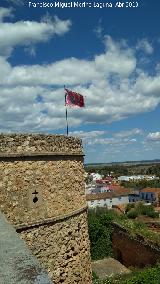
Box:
64;86;69;136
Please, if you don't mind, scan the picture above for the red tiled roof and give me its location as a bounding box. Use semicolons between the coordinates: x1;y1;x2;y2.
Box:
102;177;113;181
141;188;160;193
96;180;103;184
107;185;124;191
86;188;130;201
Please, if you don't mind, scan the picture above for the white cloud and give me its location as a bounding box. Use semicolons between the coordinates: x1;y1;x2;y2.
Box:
69;130;106;138
0;7;13;22
87;137;137;146
0;12;160;133
147;132;160;141
156;63;160;73
94;19;103;39
69;129;139;149
95;36;136;77
69;130;106;142
113;128;143;138
0;36;136;85
1;45;160;131
134;73;160;97
0;11;71;57
0;56;12;84
0;85;67;132
5;58;97;85
136;39;153;54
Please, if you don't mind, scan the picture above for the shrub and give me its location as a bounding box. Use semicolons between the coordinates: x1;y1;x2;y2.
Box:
92;271;99;281
127;209;138;219
125;203;135;213
133;220;147;230
146;211;159;218
135;202;156;216
121;265;160;284
88;210;113;260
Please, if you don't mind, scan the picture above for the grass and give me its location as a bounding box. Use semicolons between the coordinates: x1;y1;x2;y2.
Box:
103;208;160;247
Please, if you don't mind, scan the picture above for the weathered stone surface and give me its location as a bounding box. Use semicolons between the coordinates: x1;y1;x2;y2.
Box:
0;159;86;225
0;134;92;284
19;211;92;284
0;134;83;155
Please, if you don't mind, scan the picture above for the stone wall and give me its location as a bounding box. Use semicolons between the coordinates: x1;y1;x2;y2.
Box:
0;158;86;225
18;210;91;284
0;134;92;284
112;222;160;268
0;134;83;155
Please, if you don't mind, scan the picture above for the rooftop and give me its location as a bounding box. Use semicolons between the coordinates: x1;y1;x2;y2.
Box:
86;188;130;201
141;188;160;193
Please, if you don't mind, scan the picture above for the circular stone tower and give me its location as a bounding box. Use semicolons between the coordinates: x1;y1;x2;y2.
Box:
0;134;92;284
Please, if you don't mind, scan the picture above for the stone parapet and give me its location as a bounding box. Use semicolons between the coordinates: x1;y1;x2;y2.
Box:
0;134;83;155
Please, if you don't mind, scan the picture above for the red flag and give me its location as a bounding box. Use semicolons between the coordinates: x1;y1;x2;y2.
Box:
65;88;85;107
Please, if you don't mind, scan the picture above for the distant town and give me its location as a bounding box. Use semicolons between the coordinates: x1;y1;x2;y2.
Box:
86;161;160;283
85;161;160;213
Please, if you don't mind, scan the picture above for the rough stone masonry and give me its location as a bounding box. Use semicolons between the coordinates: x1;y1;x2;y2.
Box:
0;134;92;284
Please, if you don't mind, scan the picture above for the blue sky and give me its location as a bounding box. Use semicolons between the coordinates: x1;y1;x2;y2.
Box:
0;0;160;163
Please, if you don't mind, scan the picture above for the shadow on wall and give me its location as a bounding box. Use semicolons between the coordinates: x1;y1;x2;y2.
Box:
114;248;123;264
112;223;160;268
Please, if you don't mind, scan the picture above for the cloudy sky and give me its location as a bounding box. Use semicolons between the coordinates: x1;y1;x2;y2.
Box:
0;0;160;163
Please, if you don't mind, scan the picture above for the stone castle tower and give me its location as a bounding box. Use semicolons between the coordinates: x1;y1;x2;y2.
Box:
0;134;92;283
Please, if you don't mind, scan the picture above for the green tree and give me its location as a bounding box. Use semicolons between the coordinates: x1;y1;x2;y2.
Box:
88;210;113;260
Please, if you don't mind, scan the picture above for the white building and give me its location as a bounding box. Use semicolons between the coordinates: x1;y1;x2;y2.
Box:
85;182;111;195
85;181;97;194
90;173;102;181
86;189;130;209
118;175;158;181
